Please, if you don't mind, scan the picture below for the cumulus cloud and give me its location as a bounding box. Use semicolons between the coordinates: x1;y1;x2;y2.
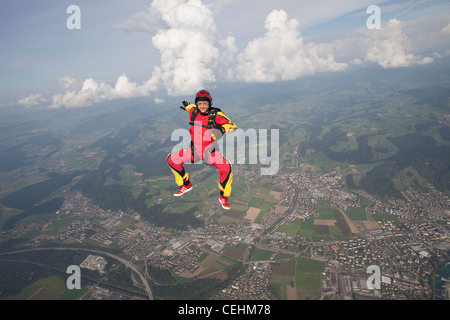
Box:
18;93;48;107
114;7;162;33
227;10;347;83
219;36;238;63
442;22;450;34
148;0;219;96
51;75;157;108
54;3;348;107
50;0;219;108
365;19;433;68
18;1;447;109
18;0;219;108
58;76;78;90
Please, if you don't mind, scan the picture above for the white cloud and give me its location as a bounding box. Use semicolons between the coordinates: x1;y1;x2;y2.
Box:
442;22;450;34
115;0;220;96
228;9;347;83
18;93;48;106
52;78;109;108
114;8;162;33
58;76;78;90
313;12;446;70
219;36;238;63
365;19;433;68
50;75;156;108
148;0;219;96
17;1;450;109
20;0;220;108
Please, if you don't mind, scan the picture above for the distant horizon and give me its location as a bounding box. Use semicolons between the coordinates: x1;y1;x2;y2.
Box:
2;53;449;115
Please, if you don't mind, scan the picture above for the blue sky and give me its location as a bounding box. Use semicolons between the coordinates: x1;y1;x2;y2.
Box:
1;0;449;108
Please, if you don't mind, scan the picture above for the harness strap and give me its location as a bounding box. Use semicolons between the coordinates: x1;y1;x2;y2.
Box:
189;107;222;129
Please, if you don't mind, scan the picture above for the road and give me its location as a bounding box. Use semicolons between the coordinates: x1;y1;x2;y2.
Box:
0;247;154;300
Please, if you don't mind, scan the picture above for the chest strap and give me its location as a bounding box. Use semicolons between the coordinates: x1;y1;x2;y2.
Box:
189;107;221;129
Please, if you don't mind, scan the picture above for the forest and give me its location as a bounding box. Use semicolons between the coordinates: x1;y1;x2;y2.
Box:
3;197;65;230
0;171;84;210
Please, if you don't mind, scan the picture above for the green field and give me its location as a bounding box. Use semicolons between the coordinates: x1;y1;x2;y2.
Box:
269;257;325;300
6;276;87;300
295;258;325;300
315;200;335;219
277;218;302;234
251;248;274;261
269;260;296;300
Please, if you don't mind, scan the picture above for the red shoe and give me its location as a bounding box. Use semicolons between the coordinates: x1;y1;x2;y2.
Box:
219;196;231;210
174;183;193;197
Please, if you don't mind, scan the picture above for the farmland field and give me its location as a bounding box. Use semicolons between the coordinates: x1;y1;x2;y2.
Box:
269;257;324;300
6;275;86;300
294;258;325;300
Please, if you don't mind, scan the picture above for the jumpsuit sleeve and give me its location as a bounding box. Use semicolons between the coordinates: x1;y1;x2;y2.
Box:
185;104;196;112
216;111;237;134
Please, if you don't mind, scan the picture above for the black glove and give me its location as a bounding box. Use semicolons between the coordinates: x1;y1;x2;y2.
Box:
210;122;225;134
180;100;190;110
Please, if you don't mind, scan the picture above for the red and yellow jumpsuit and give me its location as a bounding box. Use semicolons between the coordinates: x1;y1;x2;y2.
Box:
167;104;237;197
